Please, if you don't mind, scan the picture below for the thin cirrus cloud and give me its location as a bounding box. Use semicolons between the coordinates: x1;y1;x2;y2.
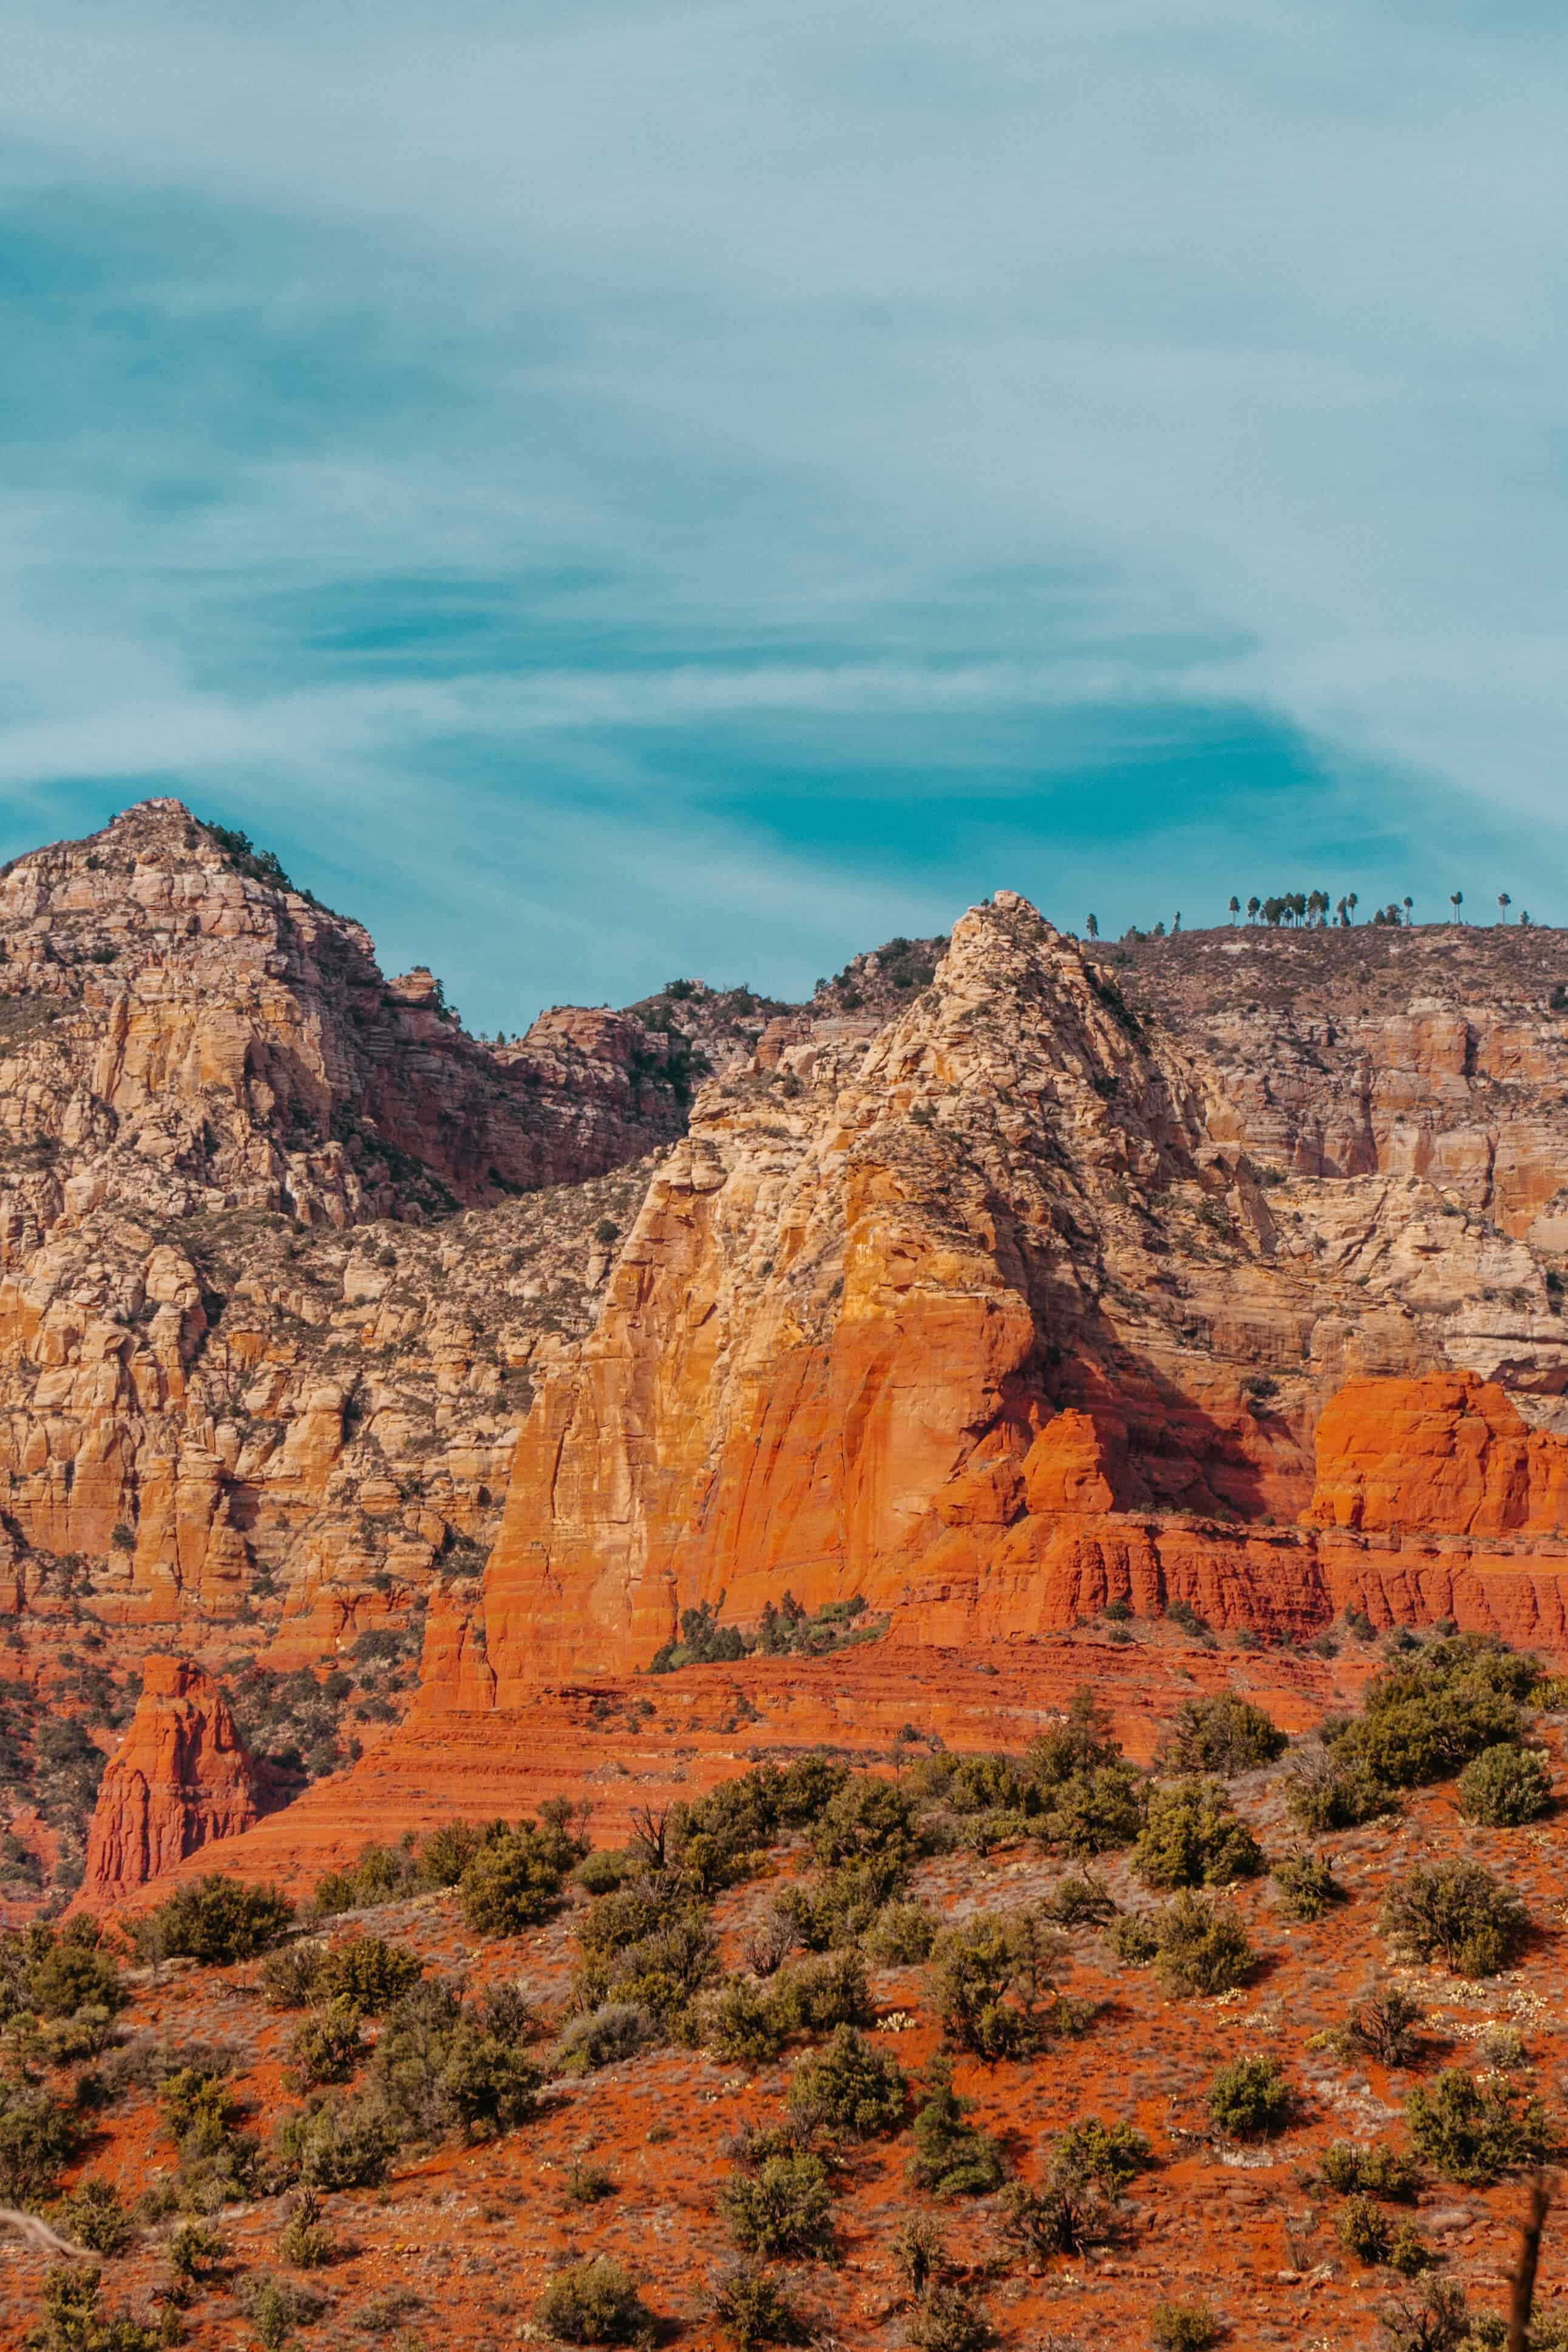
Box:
0;0;1564;1027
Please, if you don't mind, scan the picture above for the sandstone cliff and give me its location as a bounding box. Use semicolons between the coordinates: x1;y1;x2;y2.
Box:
432;894;1568;1700
8;804;1568;1901
0;801;772;1894
81;1656;269;1902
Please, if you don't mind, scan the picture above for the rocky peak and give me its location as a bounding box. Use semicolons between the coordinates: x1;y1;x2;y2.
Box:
81;1654;271;1901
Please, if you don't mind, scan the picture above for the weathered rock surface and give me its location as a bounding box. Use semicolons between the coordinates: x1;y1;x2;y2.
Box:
81;1656;268;1901
0;802;771;1893
444;894;1568;1699
8;804;1568;1900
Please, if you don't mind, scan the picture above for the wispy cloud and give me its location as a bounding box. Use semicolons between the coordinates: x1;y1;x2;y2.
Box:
0;0;1565;1023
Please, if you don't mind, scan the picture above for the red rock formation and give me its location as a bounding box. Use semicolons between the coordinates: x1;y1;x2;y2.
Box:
1306;1370;1568;1537
82;1656;270;1902
10;806;1568;1911
442;896;1568;1702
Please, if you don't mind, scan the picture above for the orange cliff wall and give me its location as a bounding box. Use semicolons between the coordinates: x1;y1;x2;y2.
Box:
456;1144;1046;1703
1305;1371;1568;1538
81;1657;272;1902
419;1367;1568;1715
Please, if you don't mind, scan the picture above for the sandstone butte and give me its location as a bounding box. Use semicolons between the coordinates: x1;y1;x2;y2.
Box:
2;800;1568;1904
79;1654;273;1902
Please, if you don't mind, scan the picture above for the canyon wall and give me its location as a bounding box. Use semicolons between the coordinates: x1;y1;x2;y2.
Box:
431;897;1568;1702
8;803;1568;1902
82;1656;270;1901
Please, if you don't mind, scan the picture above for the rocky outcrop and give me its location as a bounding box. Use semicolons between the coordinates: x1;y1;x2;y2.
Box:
435;896;1568;1700
0;797;704;1231
83;1657;269;1900
1306;1370;1568;1538
10;803;1568;1905
1127;920;1568;1242
0;803;782;1903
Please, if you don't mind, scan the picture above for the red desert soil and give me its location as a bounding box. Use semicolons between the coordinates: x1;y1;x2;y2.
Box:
111;1631;1373;1905
5;1699;1568;2350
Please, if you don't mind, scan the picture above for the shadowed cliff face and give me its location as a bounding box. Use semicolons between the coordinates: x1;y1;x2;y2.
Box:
10;804;1568;1902
436;894;1568;1699
82;1656;271;1902
0;800;772;1903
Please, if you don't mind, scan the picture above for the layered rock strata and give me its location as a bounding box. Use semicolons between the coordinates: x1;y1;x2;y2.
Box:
82;1656;269;1901
431;896;1568;1699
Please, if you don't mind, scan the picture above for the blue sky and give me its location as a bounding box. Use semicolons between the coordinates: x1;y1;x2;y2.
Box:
1;1;1565;1033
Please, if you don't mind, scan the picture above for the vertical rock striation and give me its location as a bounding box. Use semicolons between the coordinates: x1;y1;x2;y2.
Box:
83;1657;269;1900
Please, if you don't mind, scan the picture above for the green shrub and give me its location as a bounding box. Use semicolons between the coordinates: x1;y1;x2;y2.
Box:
320;1935;423;2015
161;2095;262;2216
1041;1870;1118;1927
237;2272;327;2350
1024;1687;1125;1786
131;1876;295;1966
916;1749;1032;1817
1338;2193;1392;2263
1107;1912;1159;1966
787;2026;906;2137
928;1912;1072;2061
287;1997;366;2090
554;2002;656;2076
1035;1763;1147;1856
1404;2068;1549;2183
311;1840;420;1915
1272;1849;1342;1921
1052;2115;1154;2189
576;1849;638;1897
1456;1744;1553;1827
276;2188;334;2269
906;2285;995;2352
565;2162;616;2206
0;2079;77;2202
1286;1747;1395;1833
719;2153;835;2259
1379;1861;1527;1977
365;1979;543;2145
275;2097;396;2190
775;1858;904;1950
573;1880;720;2022
1315;1636;1541;1824
770;1950;870;2036
769;1755;852;1825
698;1977;789;2067
1132;1780;1263;1889
1207;2054;1292;2139
709;2262;807;2350
167;2217;223;2283
45;2178;134;2257
1161;1694;1286;1776
906;2058;1005;2197
21;1919;126;2022
891;2215;950;2296
1149;2300;1220;2350
1320;2141;1419;2199
415;1818;487;1889
460;1812;587;1937
809;1776;919;1870
158;2067;237;2141
25;2266;160;2352
1149;1892;1256;1997
865;1900;938;1962
1386;2220;1434;2278
259;1943;328;2009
